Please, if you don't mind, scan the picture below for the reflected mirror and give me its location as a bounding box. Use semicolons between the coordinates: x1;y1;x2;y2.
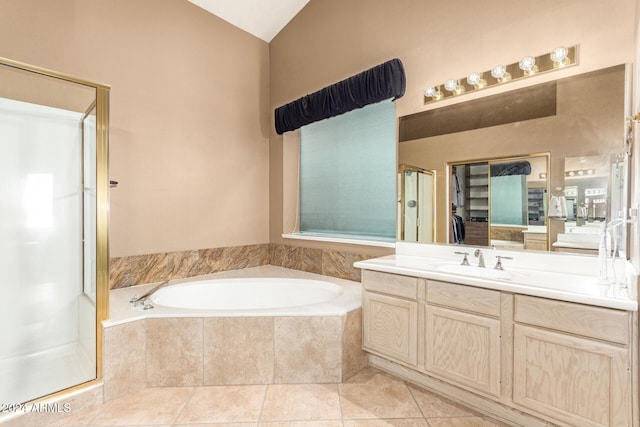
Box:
398;64;629;255
449;154;549;250
553;154;628;256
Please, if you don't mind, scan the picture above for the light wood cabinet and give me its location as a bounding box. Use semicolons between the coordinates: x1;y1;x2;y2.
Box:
424;281;502;397
425;305;501;397
360;270;636;427
523;232;547;250
513;295;632;426
362;273;418;366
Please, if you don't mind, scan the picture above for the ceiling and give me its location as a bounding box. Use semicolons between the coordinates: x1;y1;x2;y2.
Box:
187;0;310;42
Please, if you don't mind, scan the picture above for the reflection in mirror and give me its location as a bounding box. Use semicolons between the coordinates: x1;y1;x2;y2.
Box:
553;154;627;256
398;164;434;243
398;64;629;256
450;154;549;250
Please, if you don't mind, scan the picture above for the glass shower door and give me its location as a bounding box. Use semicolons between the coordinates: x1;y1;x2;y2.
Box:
0;59;107;406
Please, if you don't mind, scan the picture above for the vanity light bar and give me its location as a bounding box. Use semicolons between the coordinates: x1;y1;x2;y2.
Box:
565;168;595;177
424;45;578;104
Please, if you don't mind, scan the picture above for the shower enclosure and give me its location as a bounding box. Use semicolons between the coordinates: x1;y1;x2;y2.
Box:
0;57;109;406
398;165;435;242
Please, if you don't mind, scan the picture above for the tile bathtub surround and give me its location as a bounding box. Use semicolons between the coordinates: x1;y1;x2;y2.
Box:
47;368;506;426
109;244;270;289
342;308;369;379
273;316;343;383
145;318;204;387
203;317;275;385
109;243;378;289
102;311;366;400
101;321;146;401
269;244;377;282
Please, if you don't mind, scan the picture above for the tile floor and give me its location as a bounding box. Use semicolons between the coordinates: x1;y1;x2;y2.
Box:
48;368;505;427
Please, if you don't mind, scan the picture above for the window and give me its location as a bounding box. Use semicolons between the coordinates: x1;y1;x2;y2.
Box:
298;99;396;242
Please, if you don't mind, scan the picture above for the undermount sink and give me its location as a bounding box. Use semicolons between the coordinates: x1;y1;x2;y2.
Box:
434;263;514;280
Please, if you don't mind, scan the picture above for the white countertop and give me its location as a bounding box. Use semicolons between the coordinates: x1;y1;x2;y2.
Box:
551;241;599;250
354;242;637;311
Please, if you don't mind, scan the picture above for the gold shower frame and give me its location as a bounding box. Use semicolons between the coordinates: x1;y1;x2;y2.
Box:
0;56;110;398
398;164;436;242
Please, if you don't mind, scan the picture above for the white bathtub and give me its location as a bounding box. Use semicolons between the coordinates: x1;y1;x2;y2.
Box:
150;278;344;310
106;266;362;323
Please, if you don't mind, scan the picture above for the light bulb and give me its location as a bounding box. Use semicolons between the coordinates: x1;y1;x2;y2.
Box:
550;46;570;68
491;65;511;82
424;86;442;100
444;79;458;92
467;72;486;88
519;56;538;75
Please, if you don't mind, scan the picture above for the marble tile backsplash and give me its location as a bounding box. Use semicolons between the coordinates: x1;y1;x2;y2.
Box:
110;243;377;289
110;244;270;289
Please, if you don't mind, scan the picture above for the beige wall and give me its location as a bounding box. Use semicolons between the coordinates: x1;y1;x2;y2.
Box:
2;0;637;260
0;0;270;257
270;0;636;255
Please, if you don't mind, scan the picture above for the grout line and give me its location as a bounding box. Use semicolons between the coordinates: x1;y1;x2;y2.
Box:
171;385;198;425
406;379;428;420
201;316;205;386
336;378;345;425
258;383;270;423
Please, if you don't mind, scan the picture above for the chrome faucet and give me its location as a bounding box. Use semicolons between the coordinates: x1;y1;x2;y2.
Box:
454;251;470;266
474;249;485;268
129;280;170;308
494;255;513;270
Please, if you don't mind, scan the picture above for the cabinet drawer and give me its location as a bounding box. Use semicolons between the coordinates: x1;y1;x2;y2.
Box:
427;280;501;317
524;232;546;242
362;270;418;299
514;295;629;345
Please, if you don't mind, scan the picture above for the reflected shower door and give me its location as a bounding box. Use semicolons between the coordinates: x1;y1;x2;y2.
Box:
399;166;434;243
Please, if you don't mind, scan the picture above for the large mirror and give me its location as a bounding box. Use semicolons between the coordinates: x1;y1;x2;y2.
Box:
398;64;630;256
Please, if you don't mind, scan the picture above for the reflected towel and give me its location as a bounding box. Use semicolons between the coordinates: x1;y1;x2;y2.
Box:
549;196;567;219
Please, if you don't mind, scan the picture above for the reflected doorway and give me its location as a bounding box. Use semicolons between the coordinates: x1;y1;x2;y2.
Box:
398;165;435;242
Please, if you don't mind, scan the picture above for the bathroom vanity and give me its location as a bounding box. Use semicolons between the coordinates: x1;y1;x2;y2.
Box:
355;242;638;427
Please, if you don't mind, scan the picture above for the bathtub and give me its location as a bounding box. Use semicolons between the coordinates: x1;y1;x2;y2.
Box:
107;265;362;323
150;277;346;311
104;266;368;388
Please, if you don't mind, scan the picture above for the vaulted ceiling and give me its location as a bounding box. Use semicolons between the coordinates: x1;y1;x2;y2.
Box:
187;0;310;42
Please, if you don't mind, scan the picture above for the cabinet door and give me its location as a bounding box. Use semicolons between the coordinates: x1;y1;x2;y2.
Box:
425;305;501;397
363;292;418;366
513;325;631;427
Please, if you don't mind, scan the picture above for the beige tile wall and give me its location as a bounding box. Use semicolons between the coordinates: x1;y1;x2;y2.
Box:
203;317;275;385
110;243;374;289
145;318;204;387
342;309;369;379
102;321;146;401
274;316;343;383
102;309;367;401
109;244;271;289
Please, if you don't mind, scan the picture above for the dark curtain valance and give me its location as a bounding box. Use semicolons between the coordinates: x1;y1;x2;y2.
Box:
274;58;406;134
490;161;532;177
